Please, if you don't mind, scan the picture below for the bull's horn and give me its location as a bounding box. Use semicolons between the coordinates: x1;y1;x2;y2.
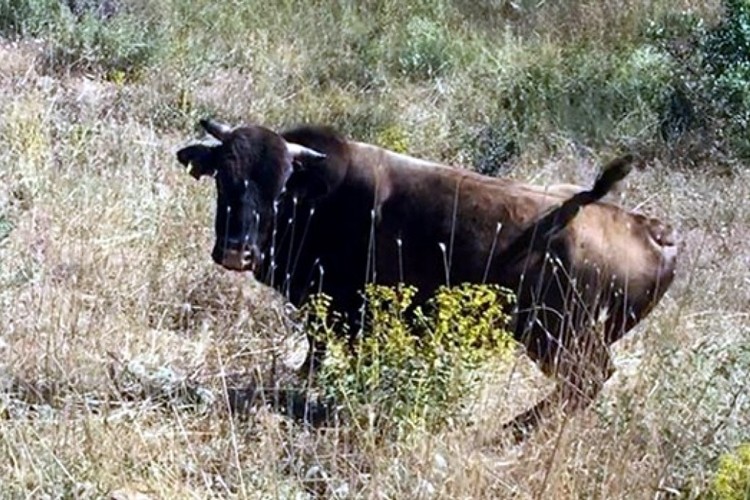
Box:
286;142;326;161
199;119;232;141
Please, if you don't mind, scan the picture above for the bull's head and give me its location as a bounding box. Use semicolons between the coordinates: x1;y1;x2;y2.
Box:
176;119;326;273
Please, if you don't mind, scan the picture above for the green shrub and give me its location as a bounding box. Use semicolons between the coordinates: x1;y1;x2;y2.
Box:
507;44;673;147
375;125;410;153
709;443;750;499
701;0;750;156
648;0;750;161
302;17;388;90
463;118;519;177
308;283;516;436
44;11;162;79
1;0;161;78
703;0;750;75
0;0;60;35
394;15;475;80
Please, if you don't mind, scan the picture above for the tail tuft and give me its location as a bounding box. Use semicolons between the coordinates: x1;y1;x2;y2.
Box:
590;154;633;200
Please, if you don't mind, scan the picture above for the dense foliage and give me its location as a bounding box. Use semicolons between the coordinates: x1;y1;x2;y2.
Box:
308;284;515;435
710;443;750;499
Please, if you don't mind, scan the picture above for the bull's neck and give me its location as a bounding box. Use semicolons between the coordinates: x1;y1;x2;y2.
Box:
262;142;445;304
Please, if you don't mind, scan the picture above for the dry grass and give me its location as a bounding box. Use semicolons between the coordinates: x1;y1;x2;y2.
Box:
1;1;749;497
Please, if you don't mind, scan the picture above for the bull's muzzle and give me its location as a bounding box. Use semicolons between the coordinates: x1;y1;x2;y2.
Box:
212;243;261;273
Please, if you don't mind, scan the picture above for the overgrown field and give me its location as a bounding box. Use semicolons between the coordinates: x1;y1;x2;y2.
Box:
1;0;749;497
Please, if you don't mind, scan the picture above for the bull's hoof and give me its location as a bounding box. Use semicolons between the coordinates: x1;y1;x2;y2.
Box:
499;406;546;444
501;417;535;444
224;386;336;427
224;386;261;415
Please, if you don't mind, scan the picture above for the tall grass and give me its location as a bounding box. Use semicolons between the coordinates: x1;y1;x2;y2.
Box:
1;0;749;497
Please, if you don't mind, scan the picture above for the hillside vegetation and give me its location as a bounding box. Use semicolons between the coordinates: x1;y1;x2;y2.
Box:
1;0;749;497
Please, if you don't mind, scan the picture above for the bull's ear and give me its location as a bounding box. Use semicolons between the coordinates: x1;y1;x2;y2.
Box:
176;144;217;180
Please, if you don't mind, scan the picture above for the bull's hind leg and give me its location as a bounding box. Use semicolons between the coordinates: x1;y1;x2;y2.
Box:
505;328;615;441
502;246;623;441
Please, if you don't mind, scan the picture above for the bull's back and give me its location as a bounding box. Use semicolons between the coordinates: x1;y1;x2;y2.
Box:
335;144;677;342
371;167;577;294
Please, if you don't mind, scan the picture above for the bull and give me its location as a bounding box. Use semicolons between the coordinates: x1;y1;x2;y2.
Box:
176;119;678;437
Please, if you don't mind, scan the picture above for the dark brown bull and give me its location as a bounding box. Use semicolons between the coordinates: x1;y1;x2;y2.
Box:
176;119;678;437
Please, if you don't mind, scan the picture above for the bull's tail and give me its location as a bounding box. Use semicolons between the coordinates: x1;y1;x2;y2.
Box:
497;154;634;265
588;154;633;201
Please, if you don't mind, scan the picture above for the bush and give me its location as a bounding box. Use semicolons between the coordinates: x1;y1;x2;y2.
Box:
375;125;410;153
0;0;161;79
396;16;454;79
649;0;750;161
43;10;162;79
701;0;750;157
703;0;750;76
302;16;389;90
0;0;60;35
463;118;519;177
307;283;516;436
709;443;750;499
509;44;673;147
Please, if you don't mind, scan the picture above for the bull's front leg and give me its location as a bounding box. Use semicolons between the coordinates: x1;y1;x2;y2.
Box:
298;335;327;380
297;299;364;380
